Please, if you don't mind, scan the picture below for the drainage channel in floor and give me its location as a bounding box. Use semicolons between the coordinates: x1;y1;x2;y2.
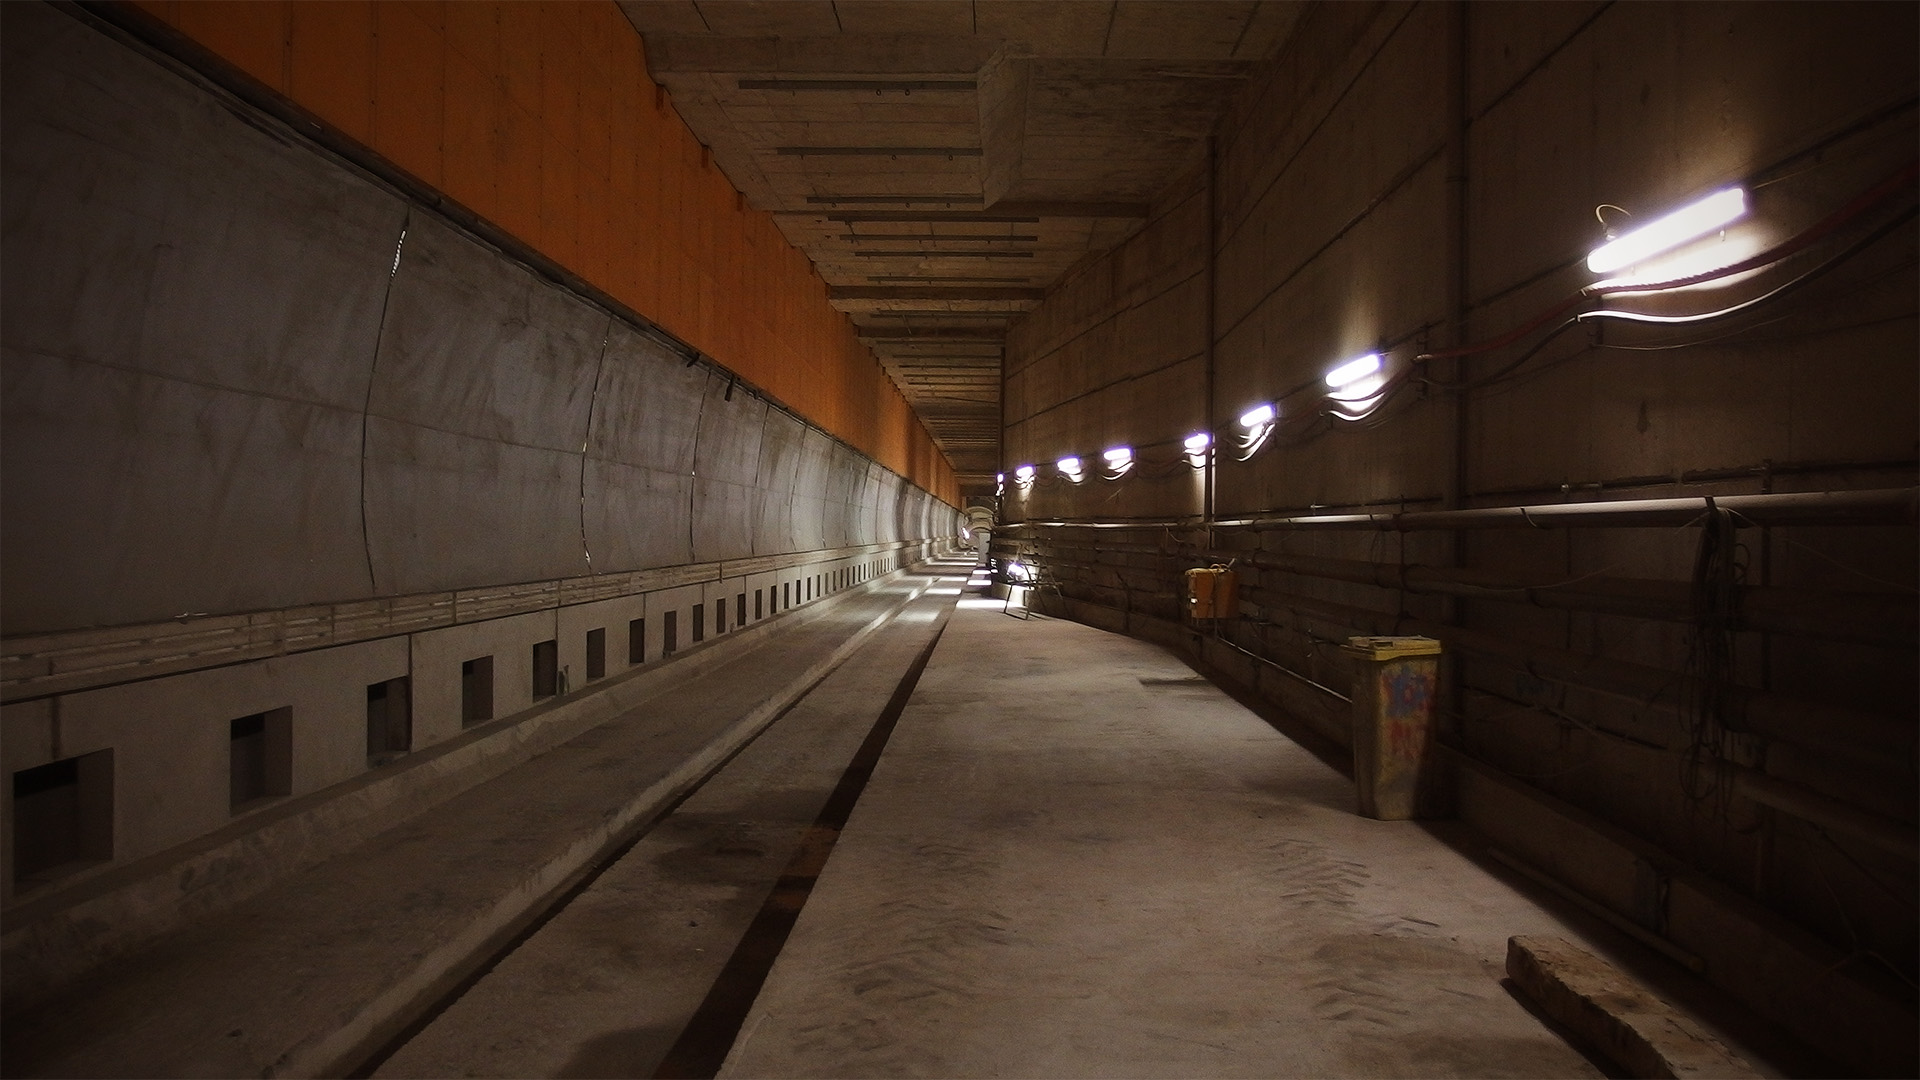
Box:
652;614;951;1078
348;587;954;1080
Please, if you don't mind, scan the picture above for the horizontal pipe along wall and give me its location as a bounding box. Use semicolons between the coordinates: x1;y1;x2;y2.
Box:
0;1;957;912
997;2;1917;1074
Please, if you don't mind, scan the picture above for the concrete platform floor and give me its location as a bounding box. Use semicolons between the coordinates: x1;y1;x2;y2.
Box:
372;562;970;1079
712;584;1736;1078
11;556;1796;1079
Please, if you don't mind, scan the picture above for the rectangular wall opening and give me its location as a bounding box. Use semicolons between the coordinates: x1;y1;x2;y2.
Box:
783;582;790;609
586;628;606;680
693;604;705;644
714;598;726;635
755;589;763;620
12;749;113;888
533;639;559;699
366;676;411;765
230;707;292;812
664;610;678;655
736;593;746;627
462;655;494;726
628;617;645;664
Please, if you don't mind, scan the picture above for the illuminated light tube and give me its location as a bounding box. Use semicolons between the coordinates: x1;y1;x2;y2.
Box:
996;472;1005;483
1014;464;1035;481
1586;187;1747;274
1183;432;1212;453
1102;446;1133;465
1325;353;1382;389
1056;456;1081;473
1239;403;1275;428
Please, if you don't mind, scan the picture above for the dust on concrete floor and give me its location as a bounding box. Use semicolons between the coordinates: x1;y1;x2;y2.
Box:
722;597;1621;1078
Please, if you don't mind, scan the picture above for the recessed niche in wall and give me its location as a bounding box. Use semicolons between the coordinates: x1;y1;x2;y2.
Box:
693;604;705;643
755;589;764;621
714;598;726;635
366;676;412;766
783;582;790;609
532;639;559;699
629;617;645;664
230;707;292;812
736;593;746;627
462;655;494;726
664;610;678;655
586;628;606;680
12;749;113;888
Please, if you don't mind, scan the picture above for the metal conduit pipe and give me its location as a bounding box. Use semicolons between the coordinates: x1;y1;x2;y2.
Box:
1009;486;1918;532
1728;769;1919;861
1018;551;1917;859
1230;581;1911;765
1231;583;1918;858
1020;550;1911;727
1226;487;1917;530
1191;549;1916;648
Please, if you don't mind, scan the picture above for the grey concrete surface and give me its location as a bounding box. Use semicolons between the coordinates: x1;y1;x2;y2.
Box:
0;569;938;1079
720;596;1641;1078
0;0;958;634
374;559;974;1079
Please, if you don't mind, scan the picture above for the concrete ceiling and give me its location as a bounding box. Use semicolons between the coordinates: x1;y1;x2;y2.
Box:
618;1;1305;494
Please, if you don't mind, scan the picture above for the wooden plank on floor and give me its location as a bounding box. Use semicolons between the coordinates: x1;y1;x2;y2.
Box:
1506;935;1763;1080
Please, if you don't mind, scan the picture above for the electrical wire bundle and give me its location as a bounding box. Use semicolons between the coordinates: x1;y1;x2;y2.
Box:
1016;153;1916;483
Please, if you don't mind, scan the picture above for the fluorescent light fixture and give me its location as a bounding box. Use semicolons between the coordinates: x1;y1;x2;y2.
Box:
1239;403;1275;428
996;472;1005;483
1056;456;1081;473
1586;187;1746;274
1183;432;1212;453
1014;464;1034;481
1325;353;1382;389
1102;446;1132;464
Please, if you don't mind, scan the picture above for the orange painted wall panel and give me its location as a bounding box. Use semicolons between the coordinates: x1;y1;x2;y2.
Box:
139;0;957;504
371;4;443;189
288;2;373;144
173;1;286;90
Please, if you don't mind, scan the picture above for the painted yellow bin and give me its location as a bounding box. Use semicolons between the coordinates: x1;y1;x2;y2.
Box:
1342;635;1447;820
1184;566;1238;620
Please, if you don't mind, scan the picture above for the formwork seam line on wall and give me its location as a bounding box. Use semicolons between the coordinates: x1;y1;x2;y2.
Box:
1214;1;1424;254
55;1;960;510
578;320;615;578
357;209;412;599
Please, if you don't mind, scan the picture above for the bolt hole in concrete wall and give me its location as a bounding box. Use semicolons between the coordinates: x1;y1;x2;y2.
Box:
11;750;113;888
585;628;606;682
531;640;559;699
460;657;494;726
365;677;412;765
229;708;291;813
628;618;646;665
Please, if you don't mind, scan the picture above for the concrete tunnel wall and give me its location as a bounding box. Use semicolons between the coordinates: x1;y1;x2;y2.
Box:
108;0;960;505
0;4;955;901
997;3;1917;1073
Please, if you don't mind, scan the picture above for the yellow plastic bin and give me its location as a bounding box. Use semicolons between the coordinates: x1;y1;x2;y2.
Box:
1341;635;1447;820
